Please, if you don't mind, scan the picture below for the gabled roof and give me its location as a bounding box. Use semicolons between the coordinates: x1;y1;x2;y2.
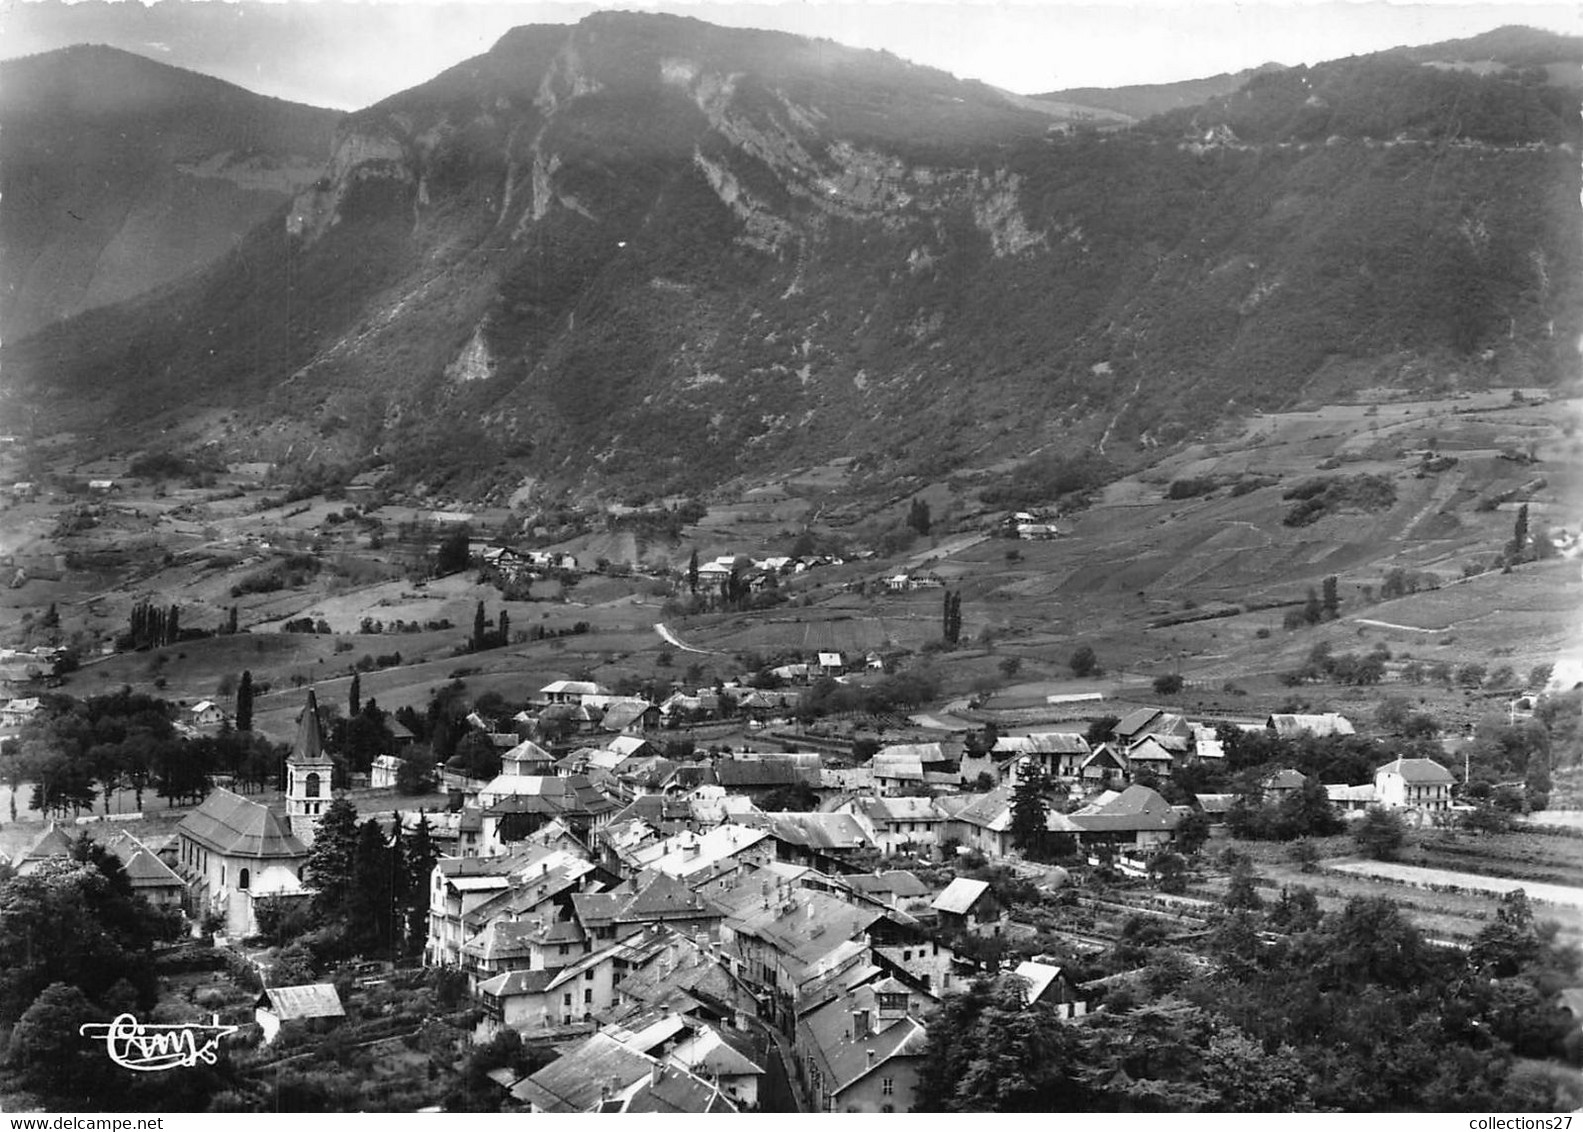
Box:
541;680;608;697
841;871;932;900
931;877;991;915
105;832;185;890
1376;757;1454;785
257;984;344;1021
602;700;658;732
946;788;1013;832
876;742;949;764
859;796;945;824
1263;768;1309;790
669;1025;765;1079
628;824;770;881
178;789;308;860
1011;959;1068;1005
614;1065;738;1114
1113;708;1164;739
1080;746;1127;771
724;889;884;976
714;755;821;790
477;967;560;998
738;811;870;850
23;822;76;861
1126;736;1178;764
796;984;927;1097
606;735;651;758
993;732;1090;756
513;1032;655;1112
1069;785;1181;834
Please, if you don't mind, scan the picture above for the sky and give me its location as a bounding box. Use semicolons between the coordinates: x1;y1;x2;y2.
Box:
2;0;1579;109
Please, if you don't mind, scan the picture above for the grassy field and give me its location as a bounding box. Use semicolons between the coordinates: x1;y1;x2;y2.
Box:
3;388;1578;780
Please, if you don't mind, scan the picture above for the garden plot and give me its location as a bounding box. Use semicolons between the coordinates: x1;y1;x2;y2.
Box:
1326;859;1583;910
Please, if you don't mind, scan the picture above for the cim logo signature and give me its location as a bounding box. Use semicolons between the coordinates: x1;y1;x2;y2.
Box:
79;1014;239;1072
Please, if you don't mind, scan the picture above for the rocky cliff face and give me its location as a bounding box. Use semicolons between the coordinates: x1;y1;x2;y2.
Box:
7;17;1580;503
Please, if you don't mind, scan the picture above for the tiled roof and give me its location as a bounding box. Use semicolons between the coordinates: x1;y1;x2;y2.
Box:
477;967;559;998
178;789;307;860
1070;785;1182;833
842;872;931;899
23;822;76;860
1376;757;1454;784
715;755;821;789
797;985;927;1097
993;733;1090;756
514;1032;654;1112
738;811;870;850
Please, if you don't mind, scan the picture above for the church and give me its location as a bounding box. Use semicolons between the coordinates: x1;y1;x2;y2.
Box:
175;689;333;935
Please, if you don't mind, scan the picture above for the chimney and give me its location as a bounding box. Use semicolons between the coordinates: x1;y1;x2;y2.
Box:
651;1061;664;1087
865;1049;877;1068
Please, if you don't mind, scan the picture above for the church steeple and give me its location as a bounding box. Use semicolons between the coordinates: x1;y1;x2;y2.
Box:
286;689;334;847
295;689;324;760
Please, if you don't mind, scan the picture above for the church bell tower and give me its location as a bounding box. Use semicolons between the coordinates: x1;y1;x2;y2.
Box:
286;689;334;848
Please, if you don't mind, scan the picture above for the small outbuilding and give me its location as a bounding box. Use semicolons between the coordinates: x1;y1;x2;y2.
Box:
255;983;345;1045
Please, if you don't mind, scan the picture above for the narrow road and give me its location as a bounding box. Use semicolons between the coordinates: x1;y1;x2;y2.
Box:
654;622;711;653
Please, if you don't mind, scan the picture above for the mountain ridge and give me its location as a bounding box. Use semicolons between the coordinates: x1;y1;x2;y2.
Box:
5;14;1579;507
0;43;342;339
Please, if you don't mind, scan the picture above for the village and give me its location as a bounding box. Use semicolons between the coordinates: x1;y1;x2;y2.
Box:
0;389;1579;1111
5;645;1578;1112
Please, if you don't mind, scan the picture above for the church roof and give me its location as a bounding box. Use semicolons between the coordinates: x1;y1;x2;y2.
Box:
178;788;308;860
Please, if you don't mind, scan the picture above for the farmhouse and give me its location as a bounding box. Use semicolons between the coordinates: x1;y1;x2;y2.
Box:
190;700;226;727
1374;757;1454;812
541;680;610;705
992;732;1091;779
102;830;186;909
1069;785;1182;850
840;796;947;852
871;743;955;796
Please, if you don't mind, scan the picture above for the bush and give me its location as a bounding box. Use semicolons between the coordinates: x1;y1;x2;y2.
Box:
1166;477;1217;500
1153;673;1185;695
1354;808;1407;860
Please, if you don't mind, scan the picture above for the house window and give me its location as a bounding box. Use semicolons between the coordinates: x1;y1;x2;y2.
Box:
882;1079;894;1096
238;868;250;890
559;944;569;956
585;970;594;980
220;865;226;886
584;989;593;1004
563;993;573;1007
902;949;911;961
305;772;320;798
